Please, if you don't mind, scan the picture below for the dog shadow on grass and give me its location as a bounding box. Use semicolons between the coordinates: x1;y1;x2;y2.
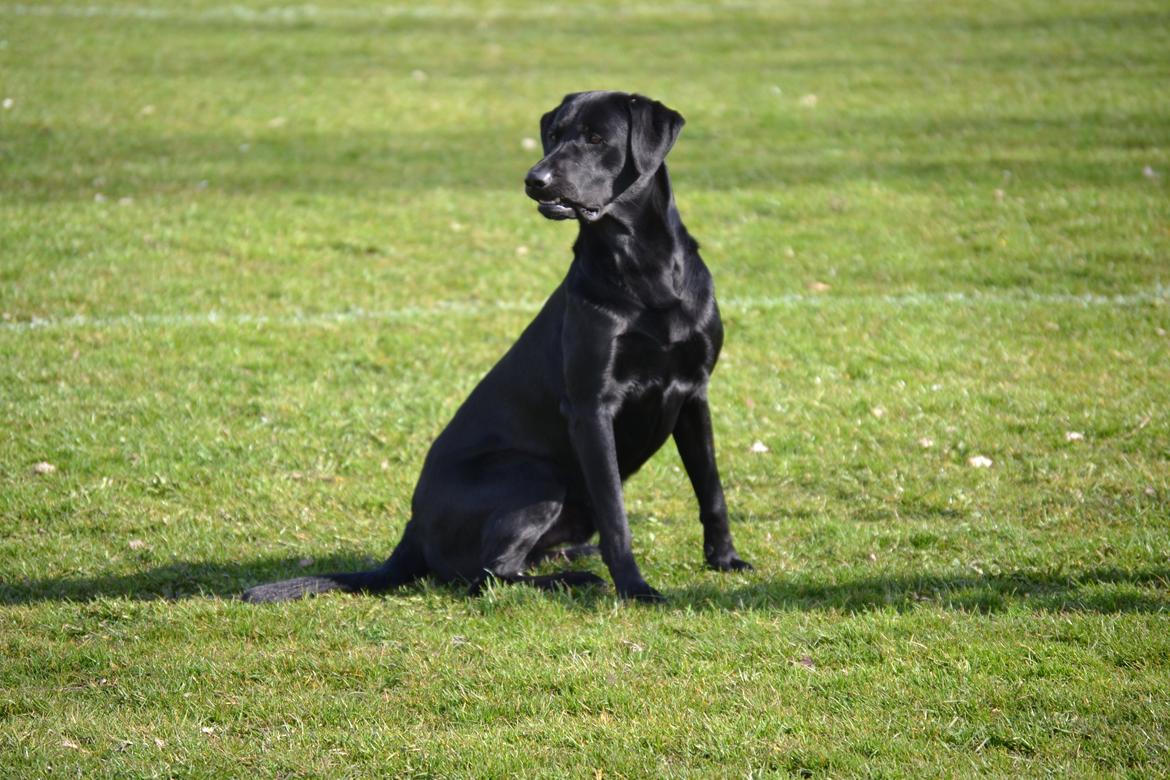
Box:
668;566;1170;614
2;553;1167;614
0;552;377;605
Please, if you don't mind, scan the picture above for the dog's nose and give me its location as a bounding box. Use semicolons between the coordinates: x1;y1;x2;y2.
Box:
525;167;553;190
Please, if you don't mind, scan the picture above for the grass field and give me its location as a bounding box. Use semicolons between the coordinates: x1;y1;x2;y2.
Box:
2;0;1169;776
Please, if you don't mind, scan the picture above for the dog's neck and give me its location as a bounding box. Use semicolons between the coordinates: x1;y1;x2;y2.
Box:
572;165;692;309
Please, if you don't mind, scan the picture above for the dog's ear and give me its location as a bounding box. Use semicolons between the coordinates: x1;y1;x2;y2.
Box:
540;92;587;153
627;94;685;174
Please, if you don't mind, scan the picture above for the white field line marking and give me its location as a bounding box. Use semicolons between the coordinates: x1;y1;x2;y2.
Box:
2;3;766;23
3;287;1166;334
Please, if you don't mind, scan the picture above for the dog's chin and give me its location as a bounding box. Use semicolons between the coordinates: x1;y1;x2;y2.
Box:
537;201;576;220
535;198;602;222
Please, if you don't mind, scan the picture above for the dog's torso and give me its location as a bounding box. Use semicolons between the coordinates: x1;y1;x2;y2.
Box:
420;243;721;497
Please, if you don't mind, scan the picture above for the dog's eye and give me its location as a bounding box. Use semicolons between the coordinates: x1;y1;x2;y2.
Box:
587;132;603;145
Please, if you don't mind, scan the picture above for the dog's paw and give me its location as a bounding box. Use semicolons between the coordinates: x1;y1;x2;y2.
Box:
707;555;753;572
619;581;666;604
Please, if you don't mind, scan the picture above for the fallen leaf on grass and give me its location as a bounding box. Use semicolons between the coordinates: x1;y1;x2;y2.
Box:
808;280;831;292
128;539;147;550
796;655;815;669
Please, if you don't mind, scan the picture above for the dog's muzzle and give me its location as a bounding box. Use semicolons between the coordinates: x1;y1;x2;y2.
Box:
524;165;601;222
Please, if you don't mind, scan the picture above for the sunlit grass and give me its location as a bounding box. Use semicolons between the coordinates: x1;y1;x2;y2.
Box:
1;0;1168;776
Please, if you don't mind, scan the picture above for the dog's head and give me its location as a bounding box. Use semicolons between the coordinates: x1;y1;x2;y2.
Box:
524;91;684;222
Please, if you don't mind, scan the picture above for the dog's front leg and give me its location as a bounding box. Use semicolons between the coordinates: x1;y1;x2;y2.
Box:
673;395;753;572
567;404;664;602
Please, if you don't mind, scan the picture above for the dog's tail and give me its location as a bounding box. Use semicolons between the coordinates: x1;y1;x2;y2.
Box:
241;533;427;603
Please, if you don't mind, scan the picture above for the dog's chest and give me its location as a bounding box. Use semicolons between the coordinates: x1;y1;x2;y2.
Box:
609;306;716;416
612;326;712;394
607;315;714;476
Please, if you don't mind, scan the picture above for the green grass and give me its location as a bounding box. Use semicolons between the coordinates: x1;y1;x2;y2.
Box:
2;0;1169;776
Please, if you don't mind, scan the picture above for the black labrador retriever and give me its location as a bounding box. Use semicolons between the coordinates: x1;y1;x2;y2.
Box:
243;91;750;604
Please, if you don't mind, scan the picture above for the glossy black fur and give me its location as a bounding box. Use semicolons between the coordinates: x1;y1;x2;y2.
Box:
243;91;750;604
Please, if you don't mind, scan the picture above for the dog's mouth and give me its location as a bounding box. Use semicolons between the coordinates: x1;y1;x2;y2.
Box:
529;193;601;222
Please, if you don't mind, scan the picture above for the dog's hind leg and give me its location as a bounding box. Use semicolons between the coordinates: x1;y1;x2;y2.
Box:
469;569;606;595
241;527;428;603
528;543;602;567
468;500;604;595
524;502;598;567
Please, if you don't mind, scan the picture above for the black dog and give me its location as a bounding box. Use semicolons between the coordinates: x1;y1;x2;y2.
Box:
243;91;750;604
